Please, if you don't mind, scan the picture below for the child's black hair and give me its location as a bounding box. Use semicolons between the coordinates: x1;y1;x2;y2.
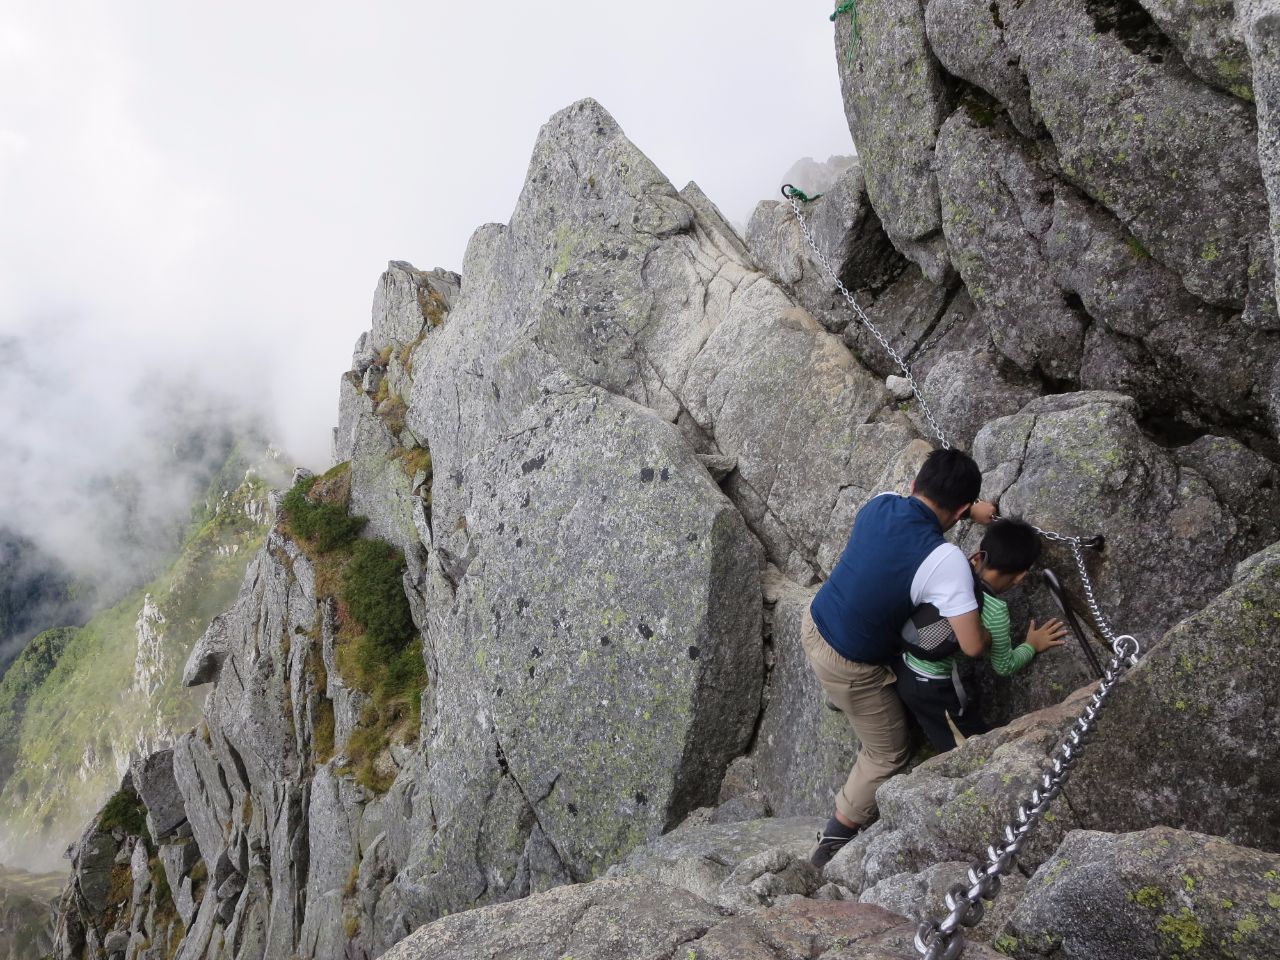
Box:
980;517;1042;573
913;448;982;512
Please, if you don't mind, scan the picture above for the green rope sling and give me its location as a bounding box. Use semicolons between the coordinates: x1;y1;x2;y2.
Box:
831;0;858;47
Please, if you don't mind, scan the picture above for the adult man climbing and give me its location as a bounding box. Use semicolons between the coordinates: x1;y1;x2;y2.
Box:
801;448;997;867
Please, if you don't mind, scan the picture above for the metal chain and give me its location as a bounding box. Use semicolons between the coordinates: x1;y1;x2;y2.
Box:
781;186;1138;959
913;623;1139;959
782;185;1105;550
784;187;953;450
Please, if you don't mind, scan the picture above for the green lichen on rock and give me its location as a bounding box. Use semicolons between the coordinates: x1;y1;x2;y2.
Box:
1002;826;1280;957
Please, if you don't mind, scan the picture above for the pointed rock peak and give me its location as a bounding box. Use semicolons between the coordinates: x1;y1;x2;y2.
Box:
514;98;690;240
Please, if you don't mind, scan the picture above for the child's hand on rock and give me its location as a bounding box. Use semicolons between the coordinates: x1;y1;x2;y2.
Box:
1027;618;1069;652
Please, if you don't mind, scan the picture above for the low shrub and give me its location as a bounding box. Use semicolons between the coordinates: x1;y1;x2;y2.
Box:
98;788;147;836
283;475;367;554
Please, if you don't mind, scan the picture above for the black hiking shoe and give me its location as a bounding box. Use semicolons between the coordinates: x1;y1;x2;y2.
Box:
809;817;859;868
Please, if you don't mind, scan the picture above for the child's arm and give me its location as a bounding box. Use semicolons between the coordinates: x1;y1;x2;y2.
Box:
983;598;1036;676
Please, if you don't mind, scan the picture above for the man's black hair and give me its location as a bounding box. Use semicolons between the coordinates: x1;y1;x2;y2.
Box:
913;448;982;512
980;518;1042;574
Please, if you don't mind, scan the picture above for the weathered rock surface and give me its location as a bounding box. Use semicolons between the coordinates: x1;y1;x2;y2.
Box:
1067;536;1280;849
833;0;1280;439
936;109;1277;429
972;392;1280;652
745;161;909;335
1245;0;1280;325
1000;826;1280;958
380;875;1004;960
403;382;766;915
608;816;819;904
834;0;954;283
1137;0;1254;99
333;261;454;556
750;573;858;817
859;861;1027;946
129;749;186;844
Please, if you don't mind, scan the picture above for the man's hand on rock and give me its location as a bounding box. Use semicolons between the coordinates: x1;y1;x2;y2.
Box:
969;500;998;525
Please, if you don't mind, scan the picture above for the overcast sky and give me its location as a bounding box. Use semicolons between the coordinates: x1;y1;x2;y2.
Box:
0;1;853;478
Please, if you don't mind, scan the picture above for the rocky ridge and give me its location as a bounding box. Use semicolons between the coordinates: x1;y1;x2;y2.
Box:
45;2;1280;958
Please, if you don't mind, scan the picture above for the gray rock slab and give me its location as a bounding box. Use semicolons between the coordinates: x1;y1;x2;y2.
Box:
936;110;1087;380
1001;826;1280;959
1245;0;1280;321
750;575;859;818
381;873;997;960
608;816;820;904
745;161;907;334
1004;0;1272;311
379;877;722;960
426;383;764;885
715;848;823;914
919;351;1037;451
1067;538;1280;850
369;261;458;354
834;0;954;283
1138;0;1254;98
131;749;187;844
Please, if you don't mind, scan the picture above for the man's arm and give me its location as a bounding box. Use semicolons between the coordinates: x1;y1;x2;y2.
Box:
947;609;988;657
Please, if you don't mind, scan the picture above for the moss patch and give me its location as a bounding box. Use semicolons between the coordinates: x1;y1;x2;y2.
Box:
98;788;147;837
283;469;368;554
335;540;426;793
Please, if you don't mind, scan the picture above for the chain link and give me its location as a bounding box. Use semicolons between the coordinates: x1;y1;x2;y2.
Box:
913;620;1138;959
780;186;1139;959
785;189;953;451
782;186;1104;549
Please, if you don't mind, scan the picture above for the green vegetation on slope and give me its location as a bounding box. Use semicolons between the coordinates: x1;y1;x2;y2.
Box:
0;627;76;787
0;443;288;871
283;466;426;793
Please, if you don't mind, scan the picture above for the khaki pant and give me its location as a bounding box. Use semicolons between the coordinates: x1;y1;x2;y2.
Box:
800;606;911;825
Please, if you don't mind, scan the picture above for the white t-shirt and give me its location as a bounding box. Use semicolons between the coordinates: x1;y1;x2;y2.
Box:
910;542;979;618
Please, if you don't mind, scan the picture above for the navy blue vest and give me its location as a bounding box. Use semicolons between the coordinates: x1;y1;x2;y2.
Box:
811;494;946;664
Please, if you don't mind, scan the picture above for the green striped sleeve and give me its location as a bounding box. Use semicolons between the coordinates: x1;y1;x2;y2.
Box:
983;594;1034;676
903;650;953;677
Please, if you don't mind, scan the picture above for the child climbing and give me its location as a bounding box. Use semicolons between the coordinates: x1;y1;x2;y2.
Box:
892;518;1069;752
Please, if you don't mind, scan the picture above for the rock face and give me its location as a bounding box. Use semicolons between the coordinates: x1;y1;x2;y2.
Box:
1001;826;1280;959
824;0;1280;442
972;392;1280;652
379;876;1004;960
412;98;917;584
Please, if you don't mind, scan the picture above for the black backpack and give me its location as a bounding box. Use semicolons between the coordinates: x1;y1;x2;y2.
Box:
900;562;989;661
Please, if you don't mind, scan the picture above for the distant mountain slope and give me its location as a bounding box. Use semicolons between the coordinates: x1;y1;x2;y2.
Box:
0;531;81;676
0;439;291;872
